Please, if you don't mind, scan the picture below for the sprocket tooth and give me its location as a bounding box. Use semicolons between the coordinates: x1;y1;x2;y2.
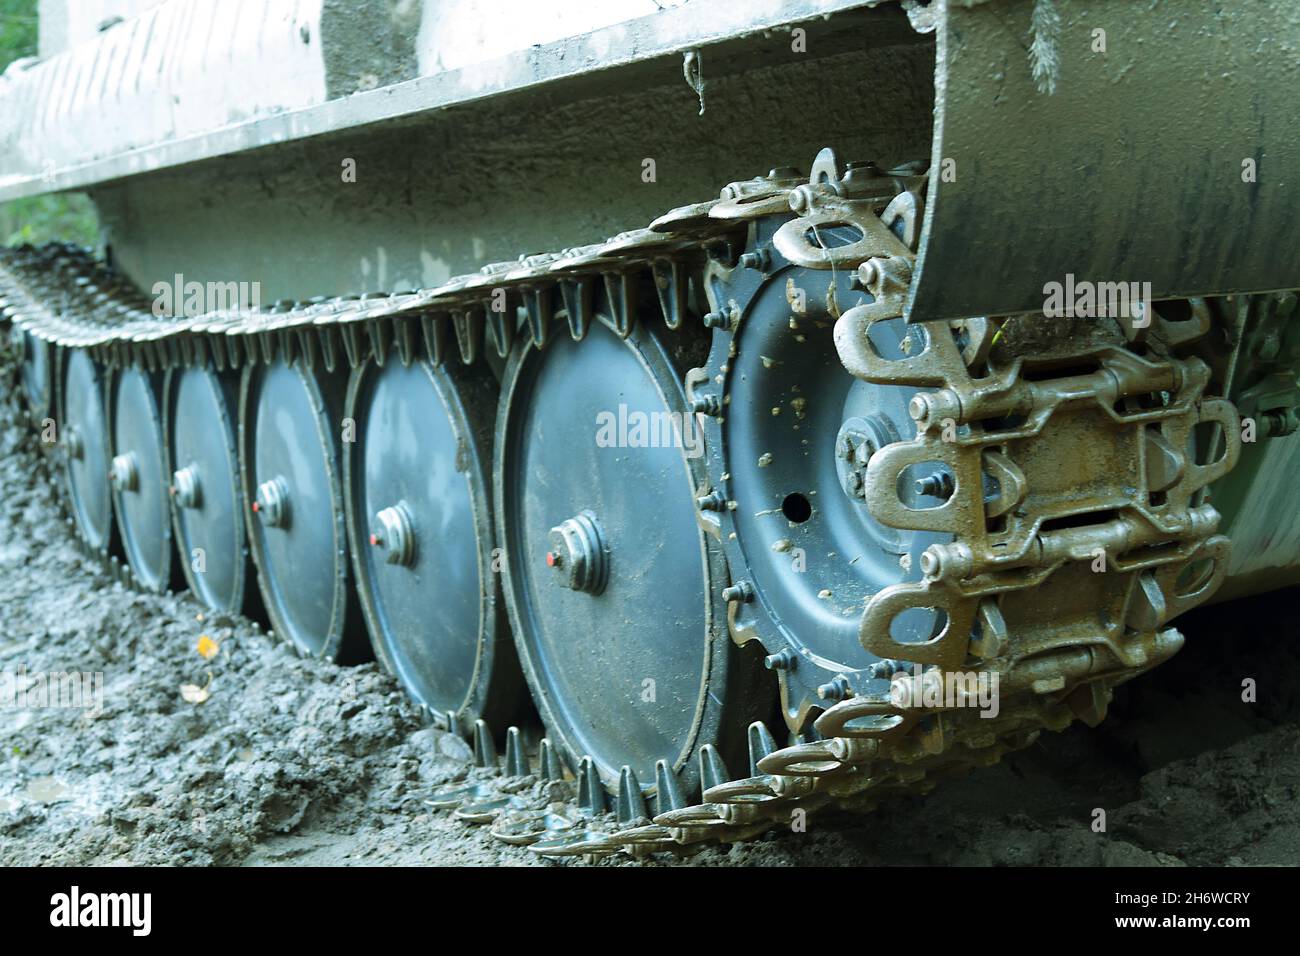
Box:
539;738;566;782
472;719;497;770
521;286;552;348
577;756;606;814
747;721;778;776
653;758;687;817
616;766;649;825
558;276;593;341
504;726;528;777
452;307;481;365
698;744;730;792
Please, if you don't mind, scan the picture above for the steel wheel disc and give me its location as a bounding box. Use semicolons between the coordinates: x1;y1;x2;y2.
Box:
345;356;520;722
496;317;767;793
701;226;949;729
165;365;246;613
109;367;174;592
60;349;113;552
241;361;364;662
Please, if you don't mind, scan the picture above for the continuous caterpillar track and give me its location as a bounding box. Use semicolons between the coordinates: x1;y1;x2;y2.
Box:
0;150;1247;857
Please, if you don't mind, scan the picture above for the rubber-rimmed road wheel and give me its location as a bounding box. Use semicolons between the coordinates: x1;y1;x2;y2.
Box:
240;359;368;663
495;314;771;798
164;364;249;614
345;353;524;726
60;349;114;554
16;328;52;424
108;366;176;593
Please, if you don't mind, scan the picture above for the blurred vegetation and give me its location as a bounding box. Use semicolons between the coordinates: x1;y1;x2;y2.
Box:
0;0;100;249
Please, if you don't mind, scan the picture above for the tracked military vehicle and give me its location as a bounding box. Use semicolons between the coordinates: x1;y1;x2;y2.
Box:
2;0;1298;855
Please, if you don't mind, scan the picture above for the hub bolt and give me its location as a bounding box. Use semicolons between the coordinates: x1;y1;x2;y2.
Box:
109;452;138;492
764;648;798;672
254;476;290;529
696;491;726;512
171;464;202;509
914;470;955;500
870;658;908;679
63;425;84;461
371;503;416;567
721;581;754;604
691;393;722;417
548;511;610;596
817;674;852;702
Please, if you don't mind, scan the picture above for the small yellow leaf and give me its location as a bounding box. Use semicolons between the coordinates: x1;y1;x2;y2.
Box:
197;635;219;660
181;673;214;704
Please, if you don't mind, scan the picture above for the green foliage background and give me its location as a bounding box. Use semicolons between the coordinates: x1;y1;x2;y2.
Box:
0;0;100;248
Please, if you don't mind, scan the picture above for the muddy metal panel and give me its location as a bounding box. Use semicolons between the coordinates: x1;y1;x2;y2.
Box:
0;0;327;193
907;0;1300;321
0;0;898;201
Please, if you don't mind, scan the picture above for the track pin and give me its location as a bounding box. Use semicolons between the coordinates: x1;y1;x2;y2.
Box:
446;710;464;738
576;756;607;814
504;726;528;777
472;719;497;769
653;758;686;816
616;766;649;825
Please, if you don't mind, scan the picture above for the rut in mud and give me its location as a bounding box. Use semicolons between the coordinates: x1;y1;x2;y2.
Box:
0;362;1297;867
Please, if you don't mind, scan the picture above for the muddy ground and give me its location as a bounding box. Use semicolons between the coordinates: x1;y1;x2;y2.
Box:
1;372;1297;867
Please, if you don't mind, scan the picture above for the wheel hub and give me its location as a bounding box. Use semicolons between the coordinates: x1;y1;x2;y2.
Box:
546;511;609;595
109;452;138;492
171;464;202;509
254;476;290;528
370;502;415;567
